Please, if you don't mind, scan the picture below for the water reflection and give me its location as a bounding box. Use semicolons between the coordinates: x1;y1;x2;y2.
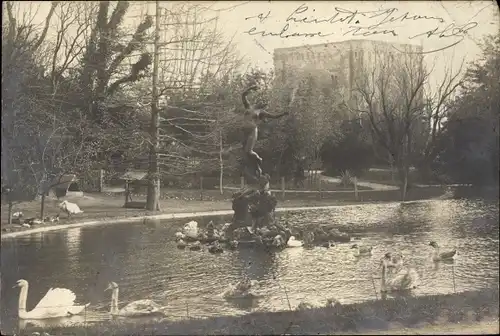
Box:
1;199;498;334
18;311;109;331
65;228;82;275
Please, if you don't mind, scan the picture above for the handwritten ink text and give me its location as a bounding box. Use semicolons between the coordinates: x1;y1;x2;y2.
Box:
244;24;333;39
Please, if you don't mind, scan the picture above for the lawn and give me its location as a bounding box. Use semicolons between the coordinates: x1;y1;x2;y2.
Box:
224;179;372;192
359;168;421;186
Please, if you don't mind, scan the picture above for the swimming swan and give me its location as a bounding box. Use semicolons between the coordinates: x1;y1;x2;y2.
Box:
287;236;303;248
381;252;404;274
13;279;90;319
429;241;457;261
351;244;373;256
223;277;260;299
182;221;199;240
380;261;419;293
105;282;165;317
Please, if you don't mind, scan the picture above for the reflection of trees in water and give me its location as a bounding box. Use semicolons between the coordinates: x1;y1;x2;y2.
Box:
234;247;278;282
426;199;499;239
65;227;82;279
66;228;82;258
389;203;433;236
18;311;110;333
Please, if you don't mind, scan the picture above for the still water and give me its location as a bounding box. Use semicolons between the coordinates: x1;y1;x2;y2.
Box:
1;199;498;333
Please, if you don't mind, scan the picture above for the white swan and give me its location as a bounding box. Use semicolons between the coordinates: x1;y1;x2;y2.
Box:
351;244;373;256
287;236;303;248
59;201;83;218
182;221;199;240
380;260;420;293
13;279;90;319
429;241;457;261
105;282;165;317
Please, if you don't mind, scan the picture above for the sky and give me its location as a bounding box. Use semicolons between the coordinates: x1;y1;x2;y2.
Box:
13;1;500;93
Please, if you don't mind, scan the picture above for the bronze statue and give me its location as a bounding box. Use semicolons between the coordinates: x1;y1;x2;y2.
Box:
240;85;289;181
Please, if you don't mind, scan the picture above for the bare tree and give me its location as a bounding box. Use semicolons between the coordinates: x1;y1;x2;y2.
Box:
145;3;244;186
353;46;427;200
416;58;464;179
270;67;341;184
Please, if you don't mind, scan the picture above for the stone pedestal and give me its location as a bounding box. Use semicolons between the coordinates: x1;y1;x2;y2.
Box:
227;174;278;240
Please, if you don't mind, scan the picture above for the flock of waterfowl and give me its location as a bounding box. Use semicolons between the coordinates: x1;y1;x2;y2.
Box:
8;201;83;230
173;220;353;254
11;218;457;322
171;220;457;294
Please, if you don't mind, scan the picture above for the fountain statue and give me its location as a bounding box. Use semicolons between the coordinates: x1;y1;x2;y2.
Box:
224;85;291;243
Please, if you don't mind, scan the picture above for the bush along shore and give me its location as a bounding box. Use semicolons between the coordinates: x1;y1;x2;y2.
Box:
1;185;449;238
13;287;499;336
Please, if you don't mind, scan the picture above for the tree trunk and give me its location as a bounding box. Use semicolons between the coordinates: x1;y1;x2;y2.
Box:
99;169;104;192
146;0;161;212
219;130;223;195
402;170;408;201
7;201;13;225
40;193;47;220
389;152;395;183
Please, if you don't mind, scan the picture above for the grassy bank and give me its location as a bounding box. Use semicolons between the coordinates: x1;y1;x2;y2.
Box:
15;288;499;336
1;185;447;236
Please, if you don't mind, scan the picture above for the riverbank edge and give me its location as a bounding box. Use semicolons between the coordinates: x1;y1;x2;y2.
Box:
1;201;402;240
14;288;499;336
2;184;451;240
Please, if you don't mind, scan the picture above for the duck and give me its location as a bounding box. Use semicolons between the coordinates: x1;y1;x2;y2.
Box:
379;259;420;293
12;211;23;218
43;214;60;223
13;279;90;319
303;231;315;247
328;228;351;243
204;221;221;242
174;231;185;241
176;239;187;249
381;252;404;274
272;234;286;248
325;298;341;308
25;218;43;225
59;201;83;218
223;276;260;299
105;282;165;317
21;223;31;229
286;236;303;248
257;227;272;237
220;223;232;234
429;241;457;261
208;241;224;254
189;241;202;251
351;244;372;256
322;241;334;248
12;213;24;225
296;302;315;310
226;240;238;250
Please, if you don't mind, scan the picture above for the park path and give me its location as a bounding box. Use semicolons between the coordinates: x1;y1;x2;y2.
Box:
318;173;398;191
222;170;398;192
306;170;398;191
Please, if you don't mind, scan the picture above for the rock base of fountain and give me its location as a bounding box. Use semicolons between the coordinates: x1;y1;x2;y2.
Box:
175;173;352;252
225;174;289;247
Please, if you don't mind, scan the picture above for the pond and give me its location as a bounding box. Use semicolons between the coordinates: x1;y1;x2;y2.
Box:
1;199;498;333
